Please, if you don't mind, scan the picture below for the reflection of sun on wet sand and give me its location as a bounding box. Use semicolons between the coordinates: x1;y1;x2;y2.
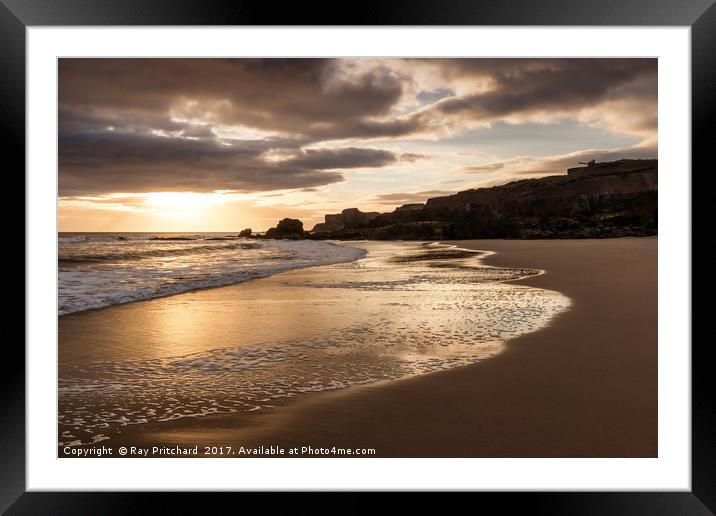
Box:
58;238;656;458
88;238;656;458
58;241;570;451
235;238;657;458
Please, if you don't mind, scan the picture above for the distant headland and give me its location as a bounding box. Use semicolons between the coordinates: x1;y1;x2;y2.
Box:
255;159;657;240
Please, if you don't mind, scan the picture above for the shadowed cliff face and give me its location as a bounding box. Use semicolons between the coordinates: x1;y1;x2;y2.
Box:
309;159;658;240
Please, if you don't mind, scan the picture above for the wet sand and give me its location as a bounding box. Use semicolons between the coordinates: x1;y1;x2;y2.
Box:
90;238;656;457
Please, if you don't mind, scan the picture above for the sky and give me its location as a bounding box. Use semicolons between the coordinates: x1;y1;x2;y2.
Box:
58;58;657;232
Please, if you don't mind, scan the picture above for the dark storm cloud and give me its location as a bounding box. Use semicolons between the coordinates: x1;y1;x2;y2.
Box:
59;58;410;140
60;58;655;145
59;131;400;195
58;58;657;196
428;58;655;86
287;147;396;170
431;59;657;129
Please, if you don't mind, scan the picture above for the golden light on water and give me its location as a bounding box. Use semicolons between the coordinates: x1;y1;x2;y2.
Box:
58;242;572;446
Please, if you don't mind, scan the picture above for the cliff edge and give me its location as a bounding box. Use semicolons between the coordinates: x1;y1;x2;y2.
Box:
308;159;657;240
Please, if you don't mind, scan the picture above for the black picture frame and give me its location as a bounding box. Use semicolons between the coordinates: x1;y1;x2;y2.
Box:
4;0;711;512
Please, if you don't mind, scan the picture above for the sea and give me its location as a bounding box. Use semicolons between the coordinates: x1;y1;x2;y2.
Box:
58;232;366;315
58;236;571;447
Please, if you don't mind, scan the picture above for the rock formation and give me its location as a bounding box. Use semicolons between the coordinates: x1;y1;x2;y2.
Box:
238;228;252;237
307;159;658;240
311;208;381;234
264;218;305;239
395;203;425;212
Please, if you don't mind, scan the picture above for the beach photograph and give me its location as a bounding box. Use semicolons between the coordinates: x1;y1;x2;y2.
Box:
57;57;657;458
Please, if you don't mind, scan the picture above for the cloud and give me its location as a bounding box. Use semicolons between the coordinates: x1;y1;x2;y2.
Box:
59;130;401;195
463;163;504;173
58;58;657;198
399;152;432;163
60;58;657;143
59;58;417;141
425;58;657;137
416;88;455;105
286;147;397;170
371;190;455;206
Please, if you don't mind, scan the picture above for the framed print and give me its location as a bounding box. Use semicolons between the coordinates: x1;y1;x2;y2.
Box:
5;0;712;512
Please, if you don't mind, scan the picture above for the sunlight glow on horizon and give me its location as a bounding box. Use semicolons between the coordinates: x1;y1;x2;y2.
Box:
58;190;327;233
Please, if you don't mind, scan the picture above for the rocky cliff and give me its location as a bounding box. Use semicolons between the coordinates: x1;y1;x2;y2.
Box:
308;159;657;240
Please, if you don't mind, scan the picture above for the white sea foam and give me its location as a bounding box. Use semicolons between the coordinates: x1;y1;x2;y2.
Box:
58;234;366;314
58;241;571;446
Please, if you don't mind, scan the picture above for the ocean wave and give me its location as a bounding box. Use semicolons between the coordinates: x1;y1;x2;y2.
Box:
59;241;266;264
58;235;88;243
148;236;203;241
58;239;367;315
60;233;242;243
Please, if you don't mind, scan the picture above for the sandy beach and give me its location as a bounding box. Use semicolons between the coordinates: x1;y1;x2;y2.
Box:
59;238;656;458
258;237;657;458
